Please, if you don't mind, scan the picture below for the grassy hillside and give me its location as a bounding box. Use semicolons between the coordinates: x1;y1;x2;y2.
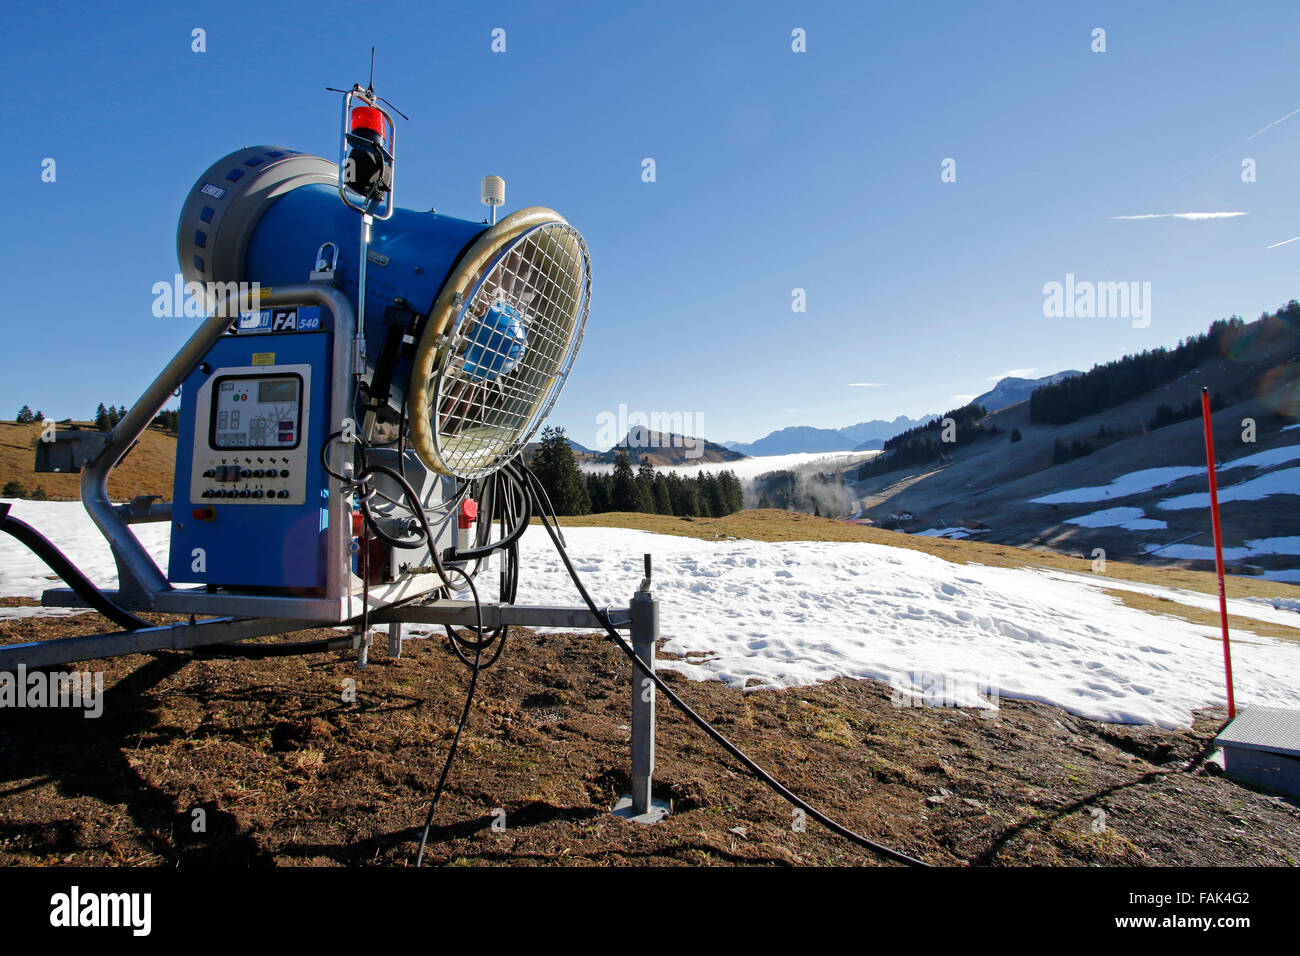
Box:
0;421;176;502
847;323;1300;576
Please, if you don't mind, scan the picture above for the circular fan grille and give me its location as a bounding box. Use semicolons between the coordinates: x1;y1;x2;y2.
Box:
422;220;590;478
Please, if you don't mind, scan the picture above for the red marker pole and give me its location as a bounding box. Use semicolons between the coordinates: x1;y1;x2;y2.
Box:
1200;387;1235;718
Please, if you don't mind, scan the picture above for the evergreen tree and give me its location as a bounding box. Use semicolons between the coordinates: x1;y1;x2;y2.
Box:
586;472;611;513
717;470;744;514
652;473;672;514
610;451;641;512
15;406;35;424
635;460;657;513
94;403;110;431
530;426;591;515
666;472;695;517
700;472;726;517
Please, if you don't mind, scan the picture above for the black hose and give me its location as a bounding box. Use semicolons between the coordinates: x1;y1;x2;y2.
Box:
197;635;358;658
0;504;151;631
515;467;929;868
445;463;532;562
415;564;485;866
0;503;363;660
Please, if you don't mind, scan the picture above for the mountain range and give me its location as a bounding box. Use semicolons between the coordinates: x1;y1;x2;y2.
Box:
721;372;1078;456
723;418;932;456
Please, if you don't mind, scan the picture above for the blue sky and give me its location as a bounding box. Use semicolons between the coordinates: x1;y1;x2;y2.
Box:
4;0;1300;447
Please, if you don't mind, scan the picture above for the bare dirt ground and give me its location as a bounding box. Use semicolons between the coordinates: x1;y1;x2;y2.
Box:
2;602;1299;867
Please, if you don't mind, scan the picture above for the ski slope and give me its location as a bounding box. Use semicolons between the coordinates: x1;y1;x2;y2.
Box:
3;500;1300;729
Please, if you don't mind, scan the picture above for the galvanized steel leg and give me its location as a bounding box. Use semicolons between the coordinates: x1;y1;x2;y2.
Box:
613;554;669;823
629;586;658;815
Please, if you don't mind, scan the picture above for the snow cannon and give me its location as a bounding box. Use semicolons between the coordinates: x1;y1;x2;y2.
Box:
25;80;591;625
159;101;590;596
9;78;681;840
175;146;591;480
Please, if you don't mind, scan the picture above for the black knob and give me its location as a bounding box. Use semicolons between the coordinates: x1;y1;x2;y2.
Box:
240;469;251;479
202;469;215;478
252;469;264;478
238;489;250;499
280;469;290;478
277;490;290;499
252;490;263;499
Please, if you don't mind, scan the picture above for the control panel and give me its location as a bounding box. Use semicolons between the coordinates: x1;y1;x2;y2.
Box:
169;331;331;590
188;367;312;505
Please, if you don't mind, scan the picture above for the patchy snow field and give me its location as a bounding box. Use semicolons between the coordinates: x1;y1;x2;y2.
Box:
4;501;1300;730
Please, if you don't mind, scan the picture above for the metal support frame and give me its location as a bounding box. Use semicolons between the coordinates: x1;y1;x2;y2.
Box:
612;558;669;824
70;284;360;619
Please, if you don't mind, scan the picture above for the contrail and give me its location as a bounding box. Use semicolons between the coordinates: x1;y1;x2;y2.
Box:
1112;212;1246;220
1247;107;1300;140
1267;235;1300;249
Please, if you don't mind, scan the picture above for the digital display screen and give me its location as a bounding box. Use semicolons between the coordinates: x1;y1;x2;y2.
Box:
210;374;302;449
259;380;298;404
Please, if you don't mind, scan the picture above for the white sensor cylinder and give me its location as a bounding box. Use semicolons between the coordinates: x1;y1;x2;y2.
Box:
481;175;506;208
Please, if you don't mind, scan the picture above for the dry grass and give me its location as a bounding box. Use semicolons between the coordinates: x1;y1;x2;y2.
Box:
1099;588;1300;644
0;421;176;501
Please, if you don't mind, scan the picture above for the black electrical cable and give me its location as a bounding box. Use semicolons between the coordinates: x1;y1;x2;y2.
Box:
320;429;362;483
199;634;358;658
446;463;532;562
415;563;484;867
0;504;150;631
516;466;929;868
0;503;363;659
443;467;518;669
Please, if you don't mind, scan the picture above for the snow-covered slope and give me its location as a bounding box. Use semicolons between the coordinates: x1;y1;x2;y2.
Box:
4;501;1299;729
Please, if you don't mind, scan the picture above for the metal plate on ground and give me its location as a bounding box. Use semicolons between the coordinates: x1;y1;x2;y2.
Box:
612;795;670;824
1215;706;1300;758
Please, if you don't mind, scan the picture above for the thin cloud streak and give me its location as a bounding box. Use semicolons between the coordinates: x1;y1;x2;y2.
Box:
1112;212;1247;220
1247;107;1300;140
1267;236;1300;249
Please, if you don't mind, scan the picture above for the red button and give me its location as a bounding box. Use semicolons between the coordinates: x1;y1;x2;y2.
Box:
192;507;215;522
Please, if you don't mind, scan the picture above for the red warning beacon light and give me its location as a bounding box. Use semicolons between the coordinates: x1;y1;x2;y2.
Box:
344;103;393;201
350;105;386;140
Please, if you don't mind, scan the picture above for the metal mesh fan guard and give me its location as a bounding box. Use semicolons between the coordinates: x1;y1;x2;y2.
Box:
424;220;590;478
